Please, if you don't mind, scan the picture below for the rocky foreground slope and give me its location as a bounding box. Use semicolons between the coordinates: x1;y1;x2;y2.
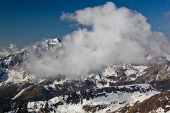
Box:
115;90;170;113
1;38;170;113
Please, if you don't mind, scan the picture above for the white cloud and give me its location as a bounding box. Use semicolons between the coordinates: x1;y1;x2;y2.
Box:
26;2;170;79
0;44;18;57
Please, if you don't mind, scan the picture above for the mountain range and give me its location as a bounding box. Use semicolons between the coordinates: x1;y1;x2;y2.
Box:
1;38;170;113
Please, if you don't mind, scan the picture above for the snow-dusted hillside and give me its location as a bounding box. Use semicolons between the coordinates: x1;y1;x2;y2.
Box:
27;84;158;113
116;90;170;113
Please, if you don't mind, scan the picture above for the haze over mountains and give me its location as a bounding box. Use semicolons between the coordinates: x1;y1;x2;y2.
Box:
1;2;170;113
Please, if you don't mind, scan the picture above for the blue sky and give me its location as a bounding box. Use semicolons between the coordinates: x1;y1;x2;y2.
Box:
0;0;170;48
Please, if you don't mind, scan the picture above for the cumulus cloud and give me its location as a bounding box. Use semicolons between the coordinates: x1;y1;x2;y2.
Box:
26;2;170;79
0;44;18;57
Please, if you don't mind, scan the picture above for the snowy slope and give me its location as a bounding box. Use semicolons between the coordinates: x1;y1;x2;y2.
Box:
27;84;158;113
117;90;170;113
102;63;147;77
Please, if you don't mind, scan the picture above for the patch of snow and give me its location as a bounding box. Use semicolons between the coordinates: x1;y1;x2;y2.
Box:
37;79;45;84
166;96;169;100
156;107;165;113
44;79;67;89
5;108;19;113
27;101;47;113
166;105;170;108
167;66;170;72
12;88;26;100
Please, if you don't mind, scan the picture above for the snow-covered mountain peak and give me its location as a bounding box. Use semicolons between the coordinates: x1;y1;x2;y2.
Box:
0;38;61;85
33;38;61;51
